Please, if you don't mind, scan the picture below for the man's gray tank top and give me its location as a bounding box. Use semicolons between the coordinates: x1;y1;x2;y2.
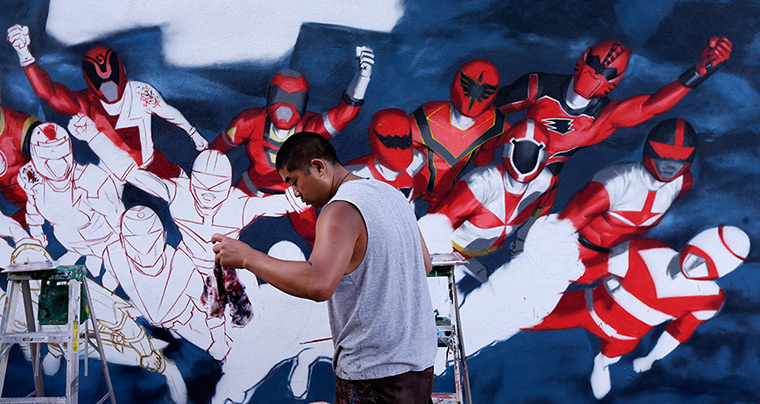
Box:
327;178;437;380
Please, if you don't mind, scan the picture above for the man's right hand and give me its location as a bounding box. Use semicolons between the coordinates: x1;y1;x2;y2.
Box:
7;24;35;67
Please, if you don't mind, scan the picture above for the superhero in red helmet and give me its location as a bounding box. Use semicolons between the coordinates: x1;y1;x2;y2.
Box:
572;39;631;99
530;225;750;399
641;118;697;182
266;69;309;130
82;45;127;104
451;58;500;118
211;46;375;245
558;118;697;283
495;36;731;255
410;58;508;209
7;24;208;180
0;102;41;226
418;120;552;263
346;108;425;198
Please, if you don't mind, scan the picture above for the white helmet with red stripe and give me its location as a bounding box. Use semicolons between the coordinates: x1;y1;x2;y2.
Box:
191;149;232;210
121;205;166;271
680;225;750;280
29;122;74;182
504;119;549;183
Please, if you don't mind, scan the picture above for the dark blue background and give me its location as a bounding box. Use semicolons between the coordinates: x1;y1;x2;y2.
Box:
1;0;759;402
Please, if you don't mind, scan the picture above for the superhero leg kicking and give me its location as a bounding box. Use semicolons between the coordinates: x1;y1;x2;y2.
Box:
530;226;750;399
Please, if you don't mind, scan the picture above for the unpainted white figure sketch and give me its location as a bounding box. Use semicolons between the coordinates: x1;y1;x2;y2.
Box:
19;122;123;288
2;240;188;403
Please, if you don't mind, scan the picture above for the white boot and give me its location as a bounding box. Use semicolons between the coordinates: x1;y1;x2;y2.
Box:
590;353;620;399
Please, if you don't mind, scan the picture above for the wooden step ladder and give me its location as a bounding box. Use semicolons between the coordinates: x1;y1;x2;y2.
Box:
0;262;117;404
430;253;472;404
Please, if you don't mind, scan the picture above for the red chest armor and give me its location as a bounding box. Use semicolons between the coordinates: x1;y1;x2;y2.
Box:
411;102;506;202
527;96;601;165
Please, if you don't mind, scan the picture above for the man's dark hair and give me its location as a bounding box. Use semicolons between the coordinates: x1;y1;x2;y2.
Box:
275;131;341;173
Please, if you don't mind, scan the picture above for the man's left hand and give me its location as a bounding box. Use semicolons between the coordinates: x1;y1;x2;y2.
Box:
212;233;257;269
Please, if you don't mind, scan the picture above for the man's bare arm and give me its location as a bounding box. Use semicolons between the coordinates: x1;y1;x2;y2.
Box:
212;200;363;302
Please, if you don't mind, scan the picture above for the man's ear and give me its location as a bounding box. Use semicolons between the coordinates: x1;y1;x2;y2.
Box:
311;158;326;175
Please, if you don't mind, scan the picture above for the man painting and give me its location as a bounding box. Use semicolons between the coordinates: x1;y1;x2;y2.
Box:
212;132;437;403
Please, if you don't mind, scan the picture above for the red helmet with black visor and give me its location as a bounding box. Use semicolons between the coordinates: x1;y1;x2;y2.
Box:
267;70;309;130
573;39;631;99
642;118;697;182
82;46;127;104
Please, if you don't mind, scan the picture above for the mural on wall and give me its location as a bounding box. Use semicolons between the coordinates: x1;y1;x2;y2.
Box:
0;1;759;403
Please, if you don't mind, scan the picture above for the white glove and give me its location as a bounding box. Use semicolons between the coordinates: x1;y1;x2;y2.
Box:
7;24;35;67
356;46;374;78
67;113;101;142
345;46;374;101
188;127;209;151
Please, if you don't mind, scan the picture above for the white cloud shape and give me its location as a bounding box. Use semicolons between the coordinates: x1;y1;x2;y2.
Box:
45;0;403;67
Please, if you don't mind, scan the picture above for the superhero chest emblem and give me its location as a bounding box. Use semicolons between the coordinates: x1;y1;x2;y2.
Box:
413;106;505;167
263;123;296;167
607;190;666;227
529;97;596;135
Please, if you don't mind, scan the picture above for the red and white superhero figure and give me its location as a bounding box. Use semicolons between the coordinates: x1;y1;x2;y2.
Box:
102;206;227;361
0;103;41;226
211;46;374;244
410;58;509;209
419;120;552;260
125;149;306;356
497;37;731;253
7;24;208;180
559;118;697;283
18;122;123;287
530;226;751;399
346;108;425;199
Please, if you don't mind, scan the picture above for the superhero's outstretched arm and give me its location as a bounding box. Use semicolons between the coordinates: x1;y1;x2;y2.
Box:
306;46;374;138
210;110;257;153
494;73;538;116
24;199;47;247
242;188;308;225
141;83;208;151
16;165;47;246
68;114;173;202
346;46;374;102
7;25;82;115
558;181;611;231
604;37;732;130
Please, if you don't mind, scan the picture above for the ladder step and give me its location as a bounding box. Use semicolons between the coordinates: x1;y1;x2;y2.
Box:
0;397;67;403
1;331;69;344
